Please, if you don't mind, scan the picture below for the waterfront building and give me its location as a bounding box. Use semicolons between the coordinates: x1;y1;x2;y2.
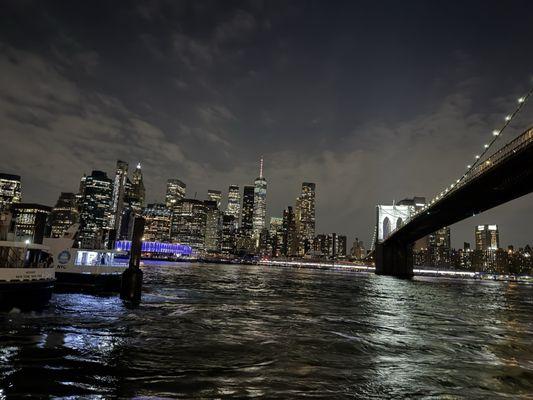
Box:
0;173;21;211
78;170;114;249
207;190;222;209
295;182;316;255
220;214;237;255
241;185;254;238
475;224;500;272
269;217;283;257
226;185;241;222
143;203;172;242
350;237;366;259
252;158;267;247
48;192;79;238
428;227;451;267
110;160;128;233
336;235;347;259
313;234;328;257
204;200;221;252
165;179;186;208
475;224;499;250
12;203;52;243
170;198;207;253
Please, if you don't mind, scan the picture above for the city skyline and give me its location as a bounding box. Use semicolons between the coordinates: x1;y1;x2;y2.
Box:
2;1;533;248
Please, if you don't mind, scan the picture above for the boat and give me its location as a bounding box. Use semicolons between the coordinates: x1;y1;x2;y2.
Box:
0;240;55;311
44;225;128;292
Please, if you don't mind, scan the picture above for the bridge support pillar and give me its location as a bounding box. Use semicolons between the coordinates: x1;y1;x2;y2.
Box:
375;241;414;278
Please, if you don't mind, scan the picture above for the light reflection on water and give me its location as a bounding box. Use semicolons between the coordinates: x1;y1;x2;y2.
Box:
0;263;532;398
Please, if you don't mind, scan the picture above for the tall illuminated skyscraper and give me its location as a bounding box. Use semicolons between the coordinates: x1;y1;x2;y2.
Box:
0;173;21;211
241;185;254;237
475;225;499;250
166;179;186;208
252;157;267;246
295;182;315;255
110;160;128;232
226;185;241;222
130;162;145;211
78;170;113;248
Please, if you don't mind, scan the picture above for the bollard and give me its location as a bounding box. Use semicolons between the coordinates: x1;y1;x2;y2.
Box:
120;217;145;305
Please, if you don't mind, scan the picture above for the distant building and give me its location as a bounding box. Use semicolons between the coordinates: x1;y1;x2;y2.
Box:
226;185;241;222
171;199;207;253
241;185;255;238
207;190;222;209
12;203;52;244
48;192;79;238
165;179;186;208
350;237;366;259
475;225;499;250
252;158;267;246
0;173;21;211
282;206;297;257
220;214;237;255
295;182;316;255
269;217;283;257
130;163;146;212
78;170;113;249
143;203;171;242
428;227;451;267
336;235;347;259
204;200;221;252
110;160;129;233
313;234;328;257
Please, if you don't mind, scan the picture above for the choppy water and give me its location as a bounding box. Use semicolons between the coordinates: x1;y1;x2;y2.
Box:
1;263;533;399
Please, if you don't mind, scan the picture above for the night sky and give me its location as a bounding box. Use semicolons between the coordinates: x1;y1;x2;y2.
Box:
2;0;533;248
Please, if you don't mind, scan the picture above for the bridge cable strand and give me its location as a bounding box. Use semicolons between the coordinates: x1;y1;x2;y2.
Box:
419;85;533;212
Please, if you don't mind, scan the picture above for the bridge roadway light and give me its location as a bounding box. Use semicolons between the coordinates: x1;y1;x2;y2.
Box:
467;164;471;168
493;130;500;136
518;97;525;103
484;144;489;148
475;155;480;159
505;115;512;121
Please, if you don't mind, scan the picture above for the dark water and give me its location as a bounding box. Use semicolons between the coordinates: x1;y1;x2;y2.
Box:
1;263;533;399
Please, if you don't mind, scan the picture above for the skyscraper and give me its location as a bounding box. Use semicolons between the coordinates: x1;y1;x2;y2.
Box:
12;203;51;244
429;227;451;267
166;179;186;208
130;162;145;211
110;160;128;232
241;185;254;237
48;192;79;238
0;173;21;211
252;157;267;246
220;214;237;255
282;206;297;257
170;198;207;253
295;182;316;255
204;200;221;252
207;190;222;209
78;170;113;248
475;225;500;250
226;185;241;222
269;216;283;257
143;203;172;242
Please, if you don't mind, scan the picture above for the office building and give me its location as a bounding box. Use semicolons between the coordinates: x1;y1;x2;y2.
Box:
12;203;52;243
0;173;21;211
204;200;221;252
48;192;79;238
226;185;241;222
241;185;254;237
143;203;172;243
78;170;114;249
252;158;267;246
282;206;297;257
475;225;500;250
207;190;222;209
110;160;128;232
165;179;186;208
269;217;283;257
220;214;237;255
130;162;146;213
171;199;207;253
296;182;316;255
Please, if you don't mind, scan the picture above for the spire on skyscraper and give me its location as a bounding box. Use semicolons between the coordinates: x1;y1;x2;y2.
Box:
259;156;264;179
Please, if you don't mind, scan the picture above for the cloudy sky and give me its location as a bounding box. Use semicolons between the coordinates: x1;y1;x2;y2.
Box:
1;0;533;248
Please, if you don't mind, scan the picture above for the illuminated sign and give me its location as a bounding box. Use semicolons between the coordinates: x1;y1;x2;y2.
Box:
115;240;192;256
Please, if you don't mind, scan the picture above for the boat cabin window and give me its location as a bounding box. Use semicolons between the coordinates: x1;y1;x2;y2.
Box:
0;247;52;268
75;250;115;266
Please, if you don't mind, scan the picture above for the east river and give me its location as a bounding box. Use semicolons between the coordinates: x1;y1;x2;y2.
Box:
1;263;532;399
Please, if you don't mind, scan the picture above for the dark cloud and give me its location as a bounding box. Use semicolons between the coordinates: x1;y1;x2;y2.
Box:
1;0;533;248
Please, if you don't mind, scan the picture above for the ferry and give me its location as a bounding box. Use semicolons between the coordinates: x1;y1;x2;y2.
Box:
44;227;128;292
0;240;55;311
